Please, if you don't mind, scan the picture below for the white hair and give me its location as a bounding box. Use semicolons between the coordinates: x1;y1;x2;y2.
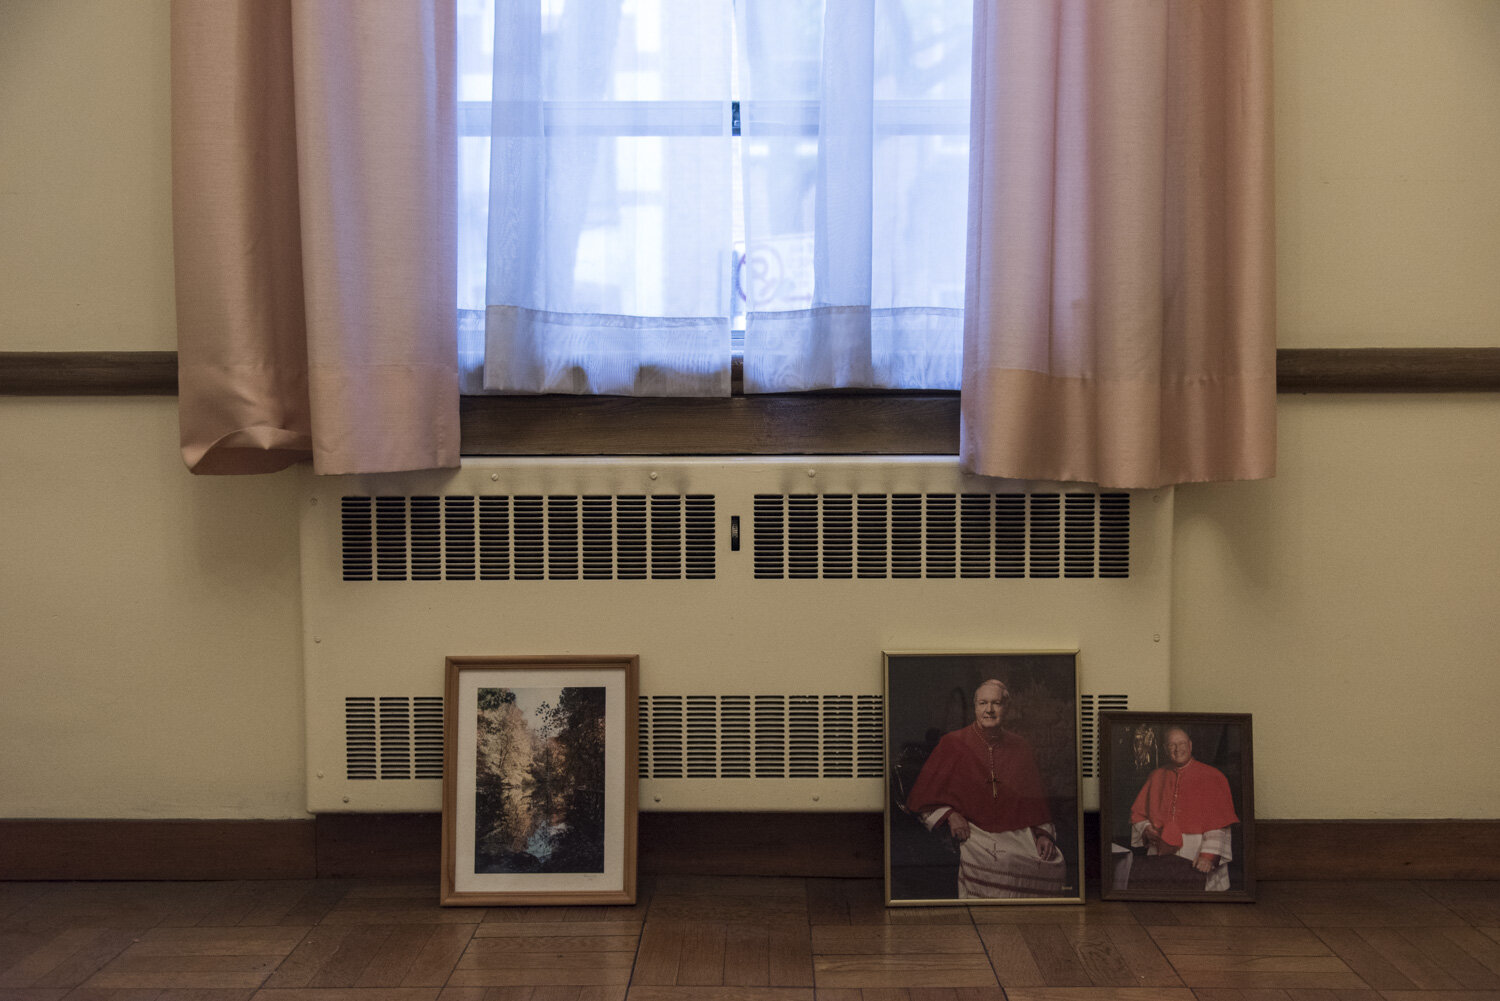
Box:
974;679;1009;699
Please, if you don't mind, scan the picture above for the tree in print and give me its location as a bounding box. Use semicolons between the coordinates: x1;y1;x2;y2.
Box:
473;685;606;874
533;685;607;872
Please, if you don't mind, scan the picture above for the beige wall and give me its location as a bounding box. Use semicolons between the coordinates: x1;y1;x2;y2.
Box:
1273;0;1500;346
2;0;1497;820
0;0;176;352
0;0;308;819
0;397;307;819
1173;0;1500;817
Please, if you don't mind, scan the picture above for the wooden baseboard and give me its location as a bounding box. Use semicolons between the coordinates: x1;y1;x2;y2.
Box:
315;812;442;879
3;815;1496;882
637;812;887;879
0;819;316;880
1255;820;1500;880
308;812;888;880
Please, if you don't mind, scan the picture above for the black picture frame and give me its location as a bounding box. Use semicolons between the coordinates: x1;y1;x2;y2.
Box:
1098;711;1255;902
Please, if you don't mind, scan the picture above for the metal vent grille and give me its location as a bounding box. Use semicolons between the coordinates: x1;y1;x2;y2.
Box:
752;492;1129;579
339;691;1122;786
1079;693;1129;779
340;494;716;581
638;694;886;780
343;696;444;780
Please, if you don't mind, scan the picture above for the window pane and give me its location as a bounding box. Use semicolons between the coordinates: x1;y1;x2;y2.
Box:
458;1;972;394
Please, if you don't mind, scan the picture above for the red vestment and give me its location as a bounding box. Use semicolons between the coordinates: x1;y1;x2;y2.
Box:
1129;759;1239;847
906;725;1052;833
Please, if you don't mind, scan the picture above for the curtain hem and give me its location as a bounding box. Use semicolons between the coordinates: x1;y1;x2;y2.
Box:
959;366;1277;491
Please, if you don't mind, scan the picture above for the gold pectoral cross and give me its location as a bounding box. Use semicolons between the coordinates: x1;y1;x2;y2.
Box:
984;737;1000;798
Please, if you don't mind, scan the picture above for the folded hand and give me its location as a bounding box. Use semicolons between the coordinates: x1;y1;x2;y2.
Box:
1034;830;1059;861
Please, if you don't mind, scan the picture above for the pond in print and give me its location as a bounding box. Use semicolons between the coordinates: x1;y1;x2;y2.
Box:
473;685;606;874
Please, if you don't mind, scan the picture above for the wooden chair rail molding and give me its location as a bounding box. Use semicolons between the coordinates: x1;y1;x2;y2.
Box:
1;351;180;396
5;348;1499;396
3;347;1498;455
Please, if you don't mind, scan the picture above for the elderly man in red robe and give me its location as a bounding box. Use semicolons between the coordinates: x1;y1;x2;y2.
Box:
905;679;1065;898
1130;726;1240;891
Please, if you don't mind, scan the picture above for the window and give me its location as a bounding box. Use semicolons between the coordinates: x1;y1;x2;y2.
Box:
455;0;973;397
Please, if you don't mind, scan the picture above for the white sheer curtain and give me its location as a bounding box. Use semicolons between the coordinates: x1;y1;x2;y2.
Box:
464;0;735;396
458;0;971;397
737;0;971;392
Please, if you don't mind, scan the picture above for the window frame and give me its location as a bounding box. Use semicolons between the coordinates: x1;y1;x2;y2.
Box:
457;91;967;456
458;388;961;456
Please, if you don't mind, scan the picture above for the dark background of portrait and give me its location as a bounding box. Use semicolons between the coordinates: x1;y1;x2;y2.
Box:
886;652;1081;902
1102;716;1249;894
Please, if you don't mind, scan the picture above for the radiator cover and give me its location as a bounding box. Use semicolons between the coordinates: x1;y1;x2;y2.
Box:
300;456;1172;813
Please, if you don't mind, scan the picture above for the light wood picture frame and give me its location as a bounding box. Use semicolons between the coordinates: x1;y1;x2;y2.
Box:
1099;711;1255;902
884;650;1084;906
441;655;638;906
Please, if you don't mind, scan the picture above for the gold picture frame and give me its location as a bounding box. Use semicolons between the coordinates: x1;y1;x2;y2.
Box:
884;650;1084;906
441;655;638;906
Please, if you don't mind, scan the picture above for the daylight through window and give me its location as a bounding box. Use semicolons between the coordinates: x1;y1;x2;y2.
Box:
457;0;973;396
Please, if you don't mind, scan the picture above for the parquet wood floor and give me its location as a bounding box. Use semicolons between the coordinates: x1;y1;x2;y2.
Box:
2;877;1497;1001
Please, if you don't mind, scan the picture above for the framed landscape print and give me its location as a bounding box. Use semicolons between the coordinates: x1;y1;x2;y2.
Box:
442;655;638;906
884;651;1084;906
1099;711;1255;902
